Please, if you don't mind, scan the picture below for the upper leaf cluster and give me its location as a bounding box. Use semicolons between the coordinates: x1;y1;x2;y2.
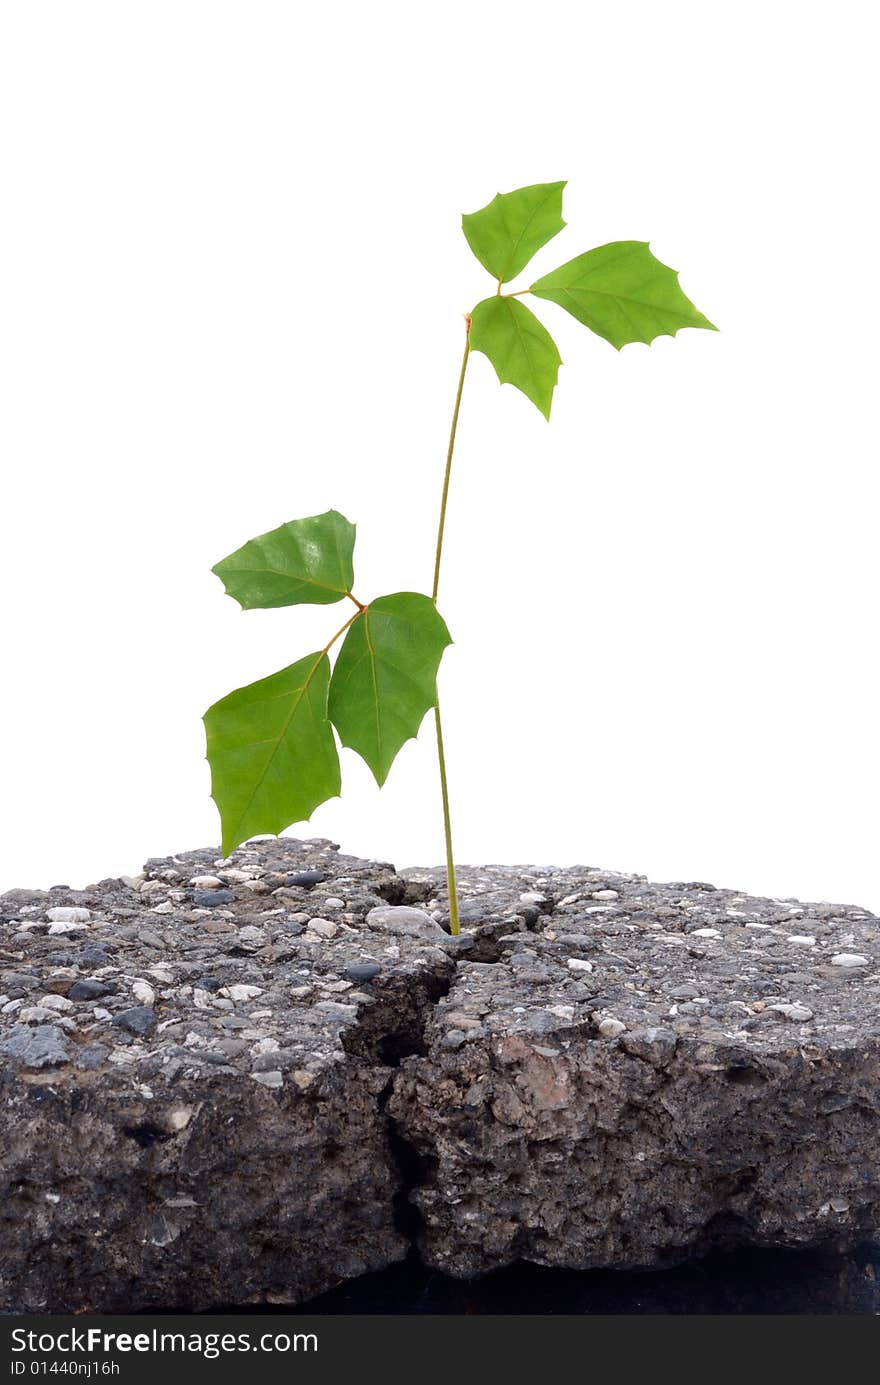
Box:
463;182;716;417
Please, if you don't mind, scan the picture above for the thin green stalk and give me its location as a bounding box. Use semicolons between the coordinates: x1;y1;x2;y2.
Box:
432;327;471;604
433;700;459;934
432;322;471;935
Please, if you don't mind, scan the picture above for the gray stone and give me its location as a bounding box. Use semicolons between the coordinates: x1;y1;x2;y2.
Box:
286;870;327;888
192;889;235;907
75;1042;109;1070
365;905;447;940
76;946;110;969
68;979;115;1001
346;963;382;982
112;1006;157;1037
0;1023;70;1069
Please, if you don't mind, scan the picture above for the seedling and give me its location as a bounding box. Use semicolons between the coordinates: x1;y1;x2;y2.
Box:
204;181;715;934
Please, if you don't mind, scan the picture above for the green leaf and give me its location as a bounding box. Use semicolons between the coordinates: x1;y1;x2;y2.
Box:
328;593;452;786
462;181;566;284
469;296;562;419
531;241;717;350
204;652;340;857
212;509;356;609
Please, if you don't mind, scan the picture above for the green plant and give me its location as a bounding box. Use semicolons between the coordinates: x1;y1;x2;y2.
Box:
204;180;715;934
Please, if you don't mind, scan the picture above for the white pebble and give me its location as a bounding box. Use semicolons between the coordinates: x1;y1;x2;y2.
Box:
519;892;547;906
222;984;264;1001
20;1006;65;1024
767;1003;814;1022
38;994;74;1012
567;958;594;973
787;935;816;947
237;926;265;943
48;921;88;936
151;902;175;915
307;918;338;939
190;875;224;890
132;981;156;1007
598;1017;626;1039
46;907;91;924
831;953;869;968
322;897;345;910
591;889;619;901
692;928;721;939
166;1105;194;1132
251;1070;283;1088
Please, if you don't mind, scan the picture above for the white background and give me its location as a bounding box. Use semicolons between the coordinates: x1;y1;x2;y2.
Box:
1;1;877;908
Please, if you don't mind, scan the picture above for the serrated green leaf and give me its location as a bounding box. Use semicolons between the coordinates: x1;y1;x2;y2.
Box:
328;593;452;786
469;296;562;419
531;241;716;350
212;509;356;609
462;181;566;284
204;652;340;857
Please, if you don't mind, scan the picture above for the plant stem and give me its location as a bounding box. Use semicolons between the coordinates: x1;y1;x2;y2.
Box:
433;325;470;603
433;701;458;933
432;321;471;936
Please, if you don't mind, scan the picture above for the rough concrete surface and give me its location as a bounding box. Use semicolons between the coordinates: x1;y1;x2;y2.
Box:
1;839;878;1310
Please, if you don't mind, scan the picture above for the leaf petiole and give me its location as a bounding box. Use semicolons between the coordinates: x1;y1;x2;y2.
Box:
321;608;363;657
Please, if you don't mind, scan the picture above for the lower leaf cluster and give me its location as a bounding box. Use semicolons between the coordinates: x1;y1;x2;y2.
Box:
204;567;450;857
